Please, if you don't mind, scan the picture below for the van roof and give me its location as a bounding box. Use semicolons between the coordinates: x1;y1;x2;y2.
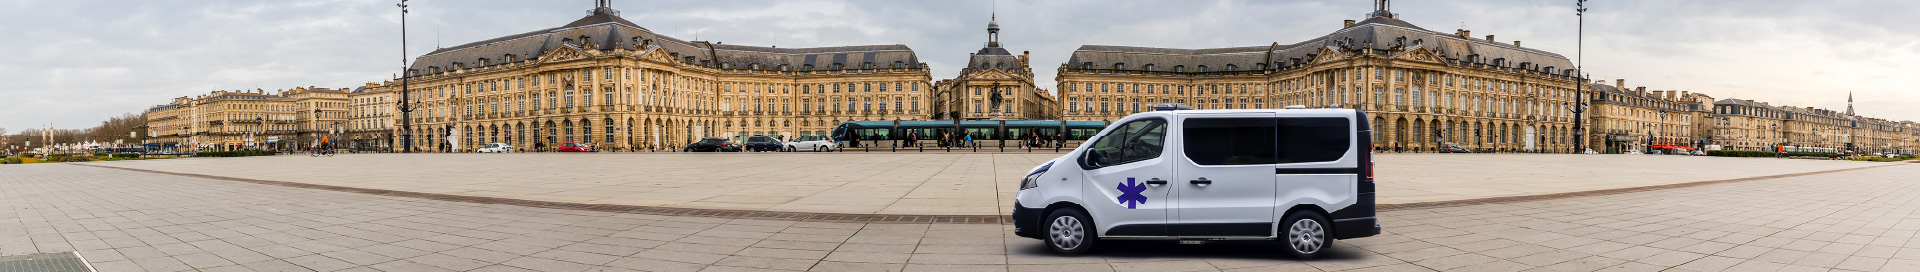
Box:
1148;108;1360;115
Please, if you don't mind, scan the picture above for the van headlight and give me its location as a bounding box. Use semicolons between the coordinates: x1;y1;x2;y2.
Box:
1020;162;1053;190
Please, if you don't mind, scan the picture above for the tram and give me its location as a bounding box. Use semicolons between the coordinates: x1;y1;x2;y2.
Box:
830;120;1110;149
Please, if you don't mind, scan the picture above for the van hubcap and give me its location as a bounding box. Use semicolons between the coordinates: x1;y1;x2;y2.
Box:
1048;216;1084;250
1288;219;1325;254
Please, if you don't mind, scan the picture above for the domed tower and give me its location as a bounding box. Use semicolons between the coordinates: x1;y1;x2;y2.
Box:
987;14;1001;48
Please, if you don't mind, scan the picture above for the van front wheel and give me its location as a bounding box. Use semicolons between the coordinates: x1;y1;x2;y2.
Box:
1282;211;1331;259
1044;209;1096;255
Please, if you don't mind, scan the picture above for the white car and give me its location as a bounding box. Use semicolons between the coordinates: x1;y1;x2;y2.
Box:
1622;149;1641;154
476;143;514;153
784;135;838;152
1010;106;1378;258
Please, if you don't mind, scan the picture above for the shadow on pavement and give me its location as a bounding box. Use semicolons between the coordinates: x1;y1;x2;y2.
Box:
1009;239;1368;261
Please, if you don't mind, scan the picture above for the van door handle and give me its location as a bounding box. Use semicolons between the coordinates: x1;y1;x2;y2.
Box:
1190;177;1212;186
1144;178;1167;186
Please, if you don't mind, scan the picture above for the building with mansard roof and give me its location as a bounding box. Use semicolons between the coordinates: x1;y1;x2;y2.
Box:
932;15;1056;121
364;1;932;151
1056;1;1583;153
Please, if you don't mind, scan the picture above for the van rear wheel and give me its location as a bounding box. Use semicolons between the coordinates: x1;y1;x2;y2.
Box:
1044;209;1096;255
1282;211;1331;259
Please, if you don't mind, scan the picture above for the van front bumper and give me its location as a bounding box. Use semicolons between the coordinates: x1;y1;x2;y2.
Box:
1011;202;1043;239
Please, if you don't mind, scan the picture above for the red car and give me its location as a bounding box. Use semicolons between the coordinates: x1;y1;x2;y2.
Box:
557;142;596;152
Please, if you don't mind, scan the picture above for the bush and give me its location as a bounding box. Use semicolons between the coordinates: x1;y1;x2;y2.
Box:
108;153;142;159
1705;150;1845;158
2;156;20;164
193;150;277;158
45;154;97;162
1706;150;1774;157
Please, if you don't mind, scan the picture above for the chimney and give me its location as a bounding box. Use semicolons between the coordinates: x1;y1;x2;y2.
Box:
1637;87;1647;93
1344;20;1356;28
1513;41;1521;47
1616;79;1625;88
1458;29;1471;38
1485;35;1496;42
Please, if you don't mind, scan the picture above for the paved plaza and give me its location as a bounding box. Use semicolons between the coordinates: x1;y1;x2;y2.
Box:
77;153;1890;215
2;158;1920;271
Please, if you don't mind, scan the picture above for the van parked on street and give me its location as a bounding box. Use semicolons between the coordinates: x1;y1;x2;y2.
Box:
1011;105;1378;258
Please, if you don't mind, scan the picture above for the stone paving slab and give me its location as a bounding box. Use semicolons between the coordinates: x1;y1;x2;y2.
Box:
6;158;1920;271
77;153;1890;216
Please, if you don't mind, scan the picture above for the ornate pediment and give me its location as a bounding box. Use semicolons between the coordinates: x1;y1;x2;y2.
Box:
539;45;594;63
962;68;1031;82
1394;46;1446;64
637;46;675;64
1308;47;1347;64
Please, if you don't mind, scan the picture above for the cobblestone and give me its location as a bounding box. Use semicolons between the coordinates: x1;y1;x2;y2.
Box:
3;162;1919;271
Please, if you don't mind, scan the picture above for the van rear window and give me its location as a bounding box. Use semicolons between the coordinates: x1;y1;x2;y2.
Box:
1276;118;1351;164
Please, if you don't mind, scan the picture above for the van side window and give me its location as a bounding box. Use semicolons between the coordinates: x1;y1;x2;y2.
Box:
1183;118;1279;165
1276;117;1352;163
1087;118;1167;167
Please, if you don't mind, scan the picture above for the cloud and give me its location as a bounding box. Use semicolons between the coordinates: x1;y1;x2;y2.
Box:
2;0;1917;132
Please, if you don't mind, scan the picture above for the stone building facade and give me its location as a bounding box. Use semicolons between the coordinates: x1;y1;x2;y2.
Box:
143;88;333;152
1055;6;1583;152
371;3;932;152
932;16;1056;120
1710;95;1918;154
1585;79;1709;153
286;87;350;149
348;83;398;150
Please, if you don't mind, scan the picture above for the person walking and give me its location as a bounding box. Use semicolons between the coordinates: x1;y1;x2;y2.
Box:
963;133;973;148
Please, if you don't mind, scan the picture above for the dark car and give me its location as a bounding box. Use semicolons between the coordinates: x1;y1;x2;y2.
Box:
684;137;741;152
744;135;784;152
1439;144;1471;153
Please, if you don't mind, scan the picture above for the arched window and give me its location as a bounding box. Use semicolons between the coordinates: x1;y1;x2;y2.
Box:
1197;65;1209;72
1143;64;1155;71
1225;64;1237;71
1173;65;1186;73
1081;62;1094;70
1113;63;1126;70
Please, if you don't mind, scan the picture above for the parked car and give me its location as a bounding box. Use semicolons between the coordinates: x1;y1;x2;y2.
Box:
1438;144;1471;153
1011;107;1377;258
744;135;784;152
784;135;838;152
557;142;596;152
684;137;741;152
1622;149;1642;154
476;143;514;153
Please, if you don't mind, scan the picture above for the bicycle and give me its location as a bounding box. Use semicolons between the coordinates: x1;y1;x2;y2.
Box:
309;146;335;157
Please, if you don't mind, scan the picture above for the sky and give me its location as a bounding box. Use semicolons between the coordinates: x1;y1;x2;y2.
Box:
3;0;1918;133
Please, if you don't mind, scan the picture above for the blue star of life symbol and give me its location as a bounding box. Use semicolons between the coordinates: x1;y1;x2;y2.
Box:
1116;178;1148;209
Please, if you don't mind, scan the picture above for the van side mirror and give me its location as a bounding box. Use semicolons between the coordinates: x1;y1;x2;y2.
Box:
1084;151;1106;168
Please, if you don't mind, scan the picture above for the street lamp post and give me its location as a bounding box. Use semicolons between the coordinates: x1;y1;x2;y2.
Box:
398;0;415;153
1570;0;1589;154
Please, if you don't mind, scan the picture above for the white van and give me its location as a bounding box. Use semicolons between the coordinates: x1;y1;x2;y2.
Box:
1011;106;1378;258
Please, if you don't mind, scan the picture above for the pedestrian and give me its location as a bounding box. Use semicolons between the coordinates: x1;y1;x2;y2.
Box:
964;133;973;148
